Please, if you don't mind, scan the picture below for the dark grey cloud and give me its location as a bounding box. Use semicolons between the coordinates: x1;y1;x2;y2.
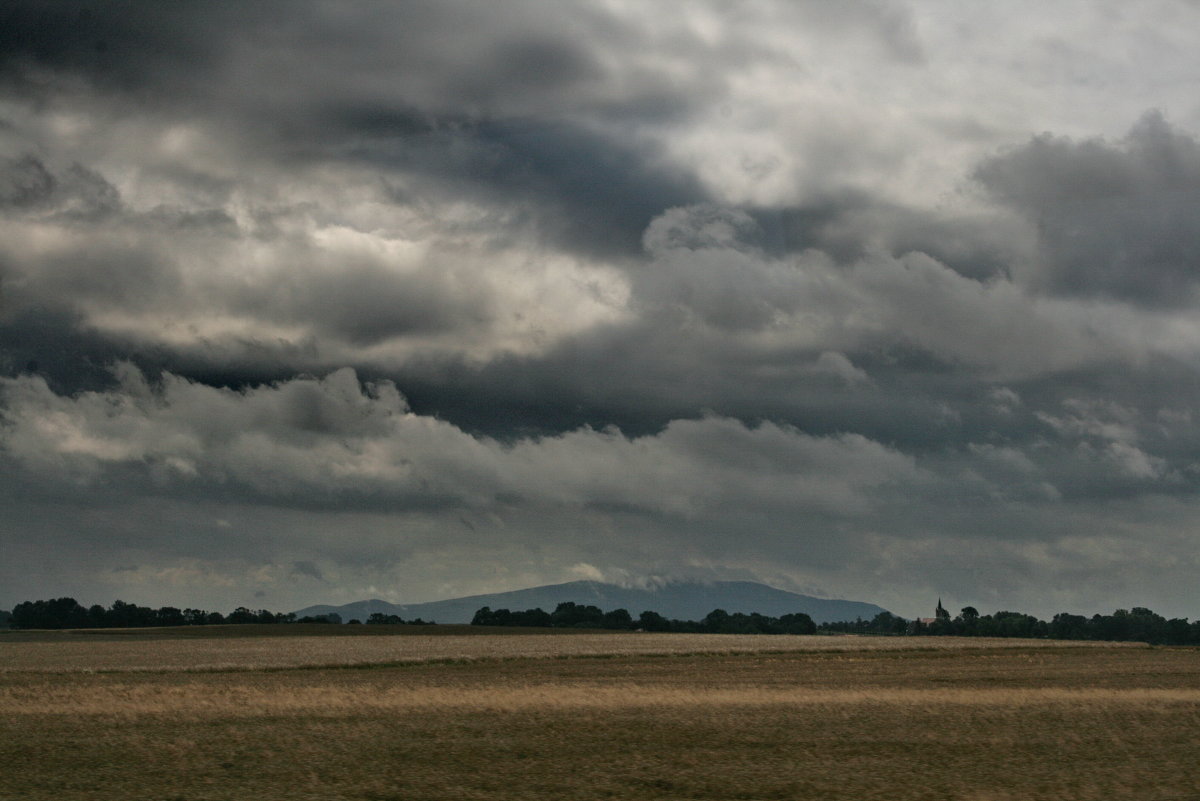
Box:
0;155;55;209
235;256;492;348
976;112;1200;306
462;36;605;98
290;560;325;582
357;115;708;258
3;3;1200;620
746;196;1025;283
0;155;120;220
0;2;226;93
0;1;701;130
455;118;707;257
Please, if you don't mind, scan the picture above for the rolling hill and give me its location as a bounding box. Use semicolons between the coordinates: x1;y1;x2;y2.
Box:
293;580;887;625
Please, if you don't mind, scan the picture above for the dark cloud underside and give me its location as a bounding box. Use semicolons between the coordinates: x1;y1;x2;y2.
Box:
3;1;1200;618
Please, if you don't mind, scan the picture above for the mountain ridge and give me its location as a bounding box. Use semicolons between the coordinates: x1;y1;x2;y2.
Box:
293;579;887;625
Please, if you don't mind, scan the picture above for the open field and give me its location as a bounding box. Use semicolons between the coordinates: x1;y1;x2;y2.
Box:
0;625;1144;673
2;631;1199;800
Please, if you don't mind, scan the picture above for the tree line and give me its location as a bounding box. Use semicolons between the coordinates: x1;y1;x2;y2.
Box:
6;597;1200;646
818;606;1200;645
476;601;1200;644
0;598;430;629
471;601;818;634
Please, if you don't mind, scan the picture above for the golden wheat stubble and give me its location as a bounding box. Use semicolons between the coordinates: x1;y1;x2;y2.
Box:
0;636;1197;801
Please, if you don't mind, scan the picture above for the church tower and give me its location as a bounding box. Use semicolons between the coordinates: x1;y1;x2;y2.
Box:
935;598;950;621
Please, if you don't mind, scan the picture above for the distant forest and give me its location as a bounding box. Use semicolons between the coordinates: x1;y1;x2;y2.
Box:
5;597;1200;646
471;601;1200;644
2;598;357;629
821;605;1200;646
471;602;818;634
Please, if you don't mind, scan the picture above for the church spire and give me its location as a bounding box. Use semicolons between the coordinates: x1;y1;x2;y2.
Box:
935;597;949;620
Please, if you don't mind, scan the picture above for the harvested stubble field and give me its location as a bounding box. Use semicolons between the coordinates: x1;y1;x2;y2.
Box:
0;625;1137;673
1;628;1198;801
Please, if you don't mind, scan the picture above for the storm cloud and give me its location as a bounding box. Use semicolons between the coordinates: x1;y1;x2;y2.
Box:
3;1;1200;618
977;111;1200;306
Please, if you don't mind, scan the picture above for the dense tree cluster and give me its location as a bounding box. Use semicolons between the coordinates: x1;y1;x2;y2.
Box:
471;602;634;629
471;602;817;634
819;606;1200;645
819;611;911;636
6;598;298;629
365;613;432;625
2;599;431;629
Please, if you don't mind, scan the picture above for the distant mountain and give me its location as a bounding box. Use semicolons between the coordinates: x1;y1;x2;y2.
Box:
293;580;887;625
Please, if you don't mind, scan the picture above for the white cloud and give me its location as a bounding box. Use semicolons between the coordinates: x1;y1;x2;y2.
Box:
0;366;922;520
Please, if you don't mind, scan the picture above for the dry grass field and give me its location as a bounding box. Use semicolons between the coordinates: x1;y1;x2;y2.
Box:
0;625;1139;672
1;629;1198;800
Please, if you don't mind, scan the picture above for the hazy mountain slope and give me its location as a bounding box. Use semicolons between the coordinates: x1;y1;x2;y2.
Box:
294;580;887;624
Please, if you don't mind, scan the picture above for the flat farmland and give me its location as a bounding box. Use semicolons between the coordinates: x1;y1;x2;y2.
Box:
0;625;1139;672
2;629;1198;801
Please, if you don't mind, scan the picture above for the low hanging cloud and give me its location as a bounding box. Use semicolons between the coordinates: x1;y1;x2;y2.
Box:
4;362;1198;620
0;365;921;520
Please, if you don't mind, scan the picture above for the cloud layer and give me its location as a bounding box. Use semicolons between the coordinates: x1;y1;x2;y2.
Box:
4;1;1200;617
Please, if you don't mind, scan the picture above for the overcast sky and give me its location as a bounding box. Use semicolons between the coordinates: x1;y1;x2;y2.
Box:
4;2;1200;619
